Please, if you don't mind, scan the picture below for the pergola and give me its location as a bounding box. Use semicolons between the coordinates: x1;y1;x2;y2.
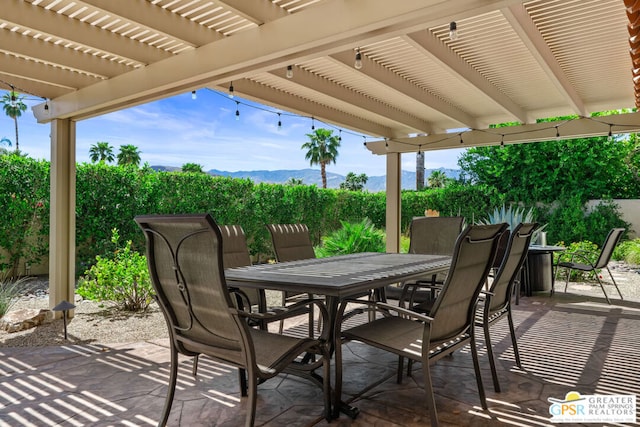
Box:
2;0;640;311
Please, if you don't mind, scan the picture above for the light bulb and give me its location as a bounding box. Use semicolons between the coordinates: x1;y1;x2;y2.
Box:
235;103;240;121
286;65;293;79
191;90;197;100
354;49;363;69
229;82;234;99
449;22;458;41
608;125;613;142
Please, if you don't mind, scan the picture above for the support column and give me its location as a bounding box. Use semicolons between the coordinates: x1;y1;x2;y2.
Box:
385;153;402;253
49;119;76;318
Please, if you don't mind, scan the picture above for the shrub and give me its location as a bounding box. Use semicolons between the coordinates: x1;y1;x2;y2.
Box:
77;229;153;311
315;218;385;257
613;239;640;265
0;275;31;318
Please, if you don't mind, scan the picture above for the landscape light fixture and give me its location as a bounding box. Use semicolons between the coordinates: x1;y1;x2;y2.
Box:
449;22;458;40
286;65;293;79
52;300;76;340
354;48;363;69
228;82;234;98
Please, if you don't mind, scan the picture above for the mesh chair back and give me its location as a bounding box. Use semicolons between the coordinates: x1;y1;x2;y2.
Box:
136;214;249;361
267;223;316;261
488;223;538;313
408;216;464;256
428;223;507;343
491;228;511;268
219;224;262;307
594;228;625;269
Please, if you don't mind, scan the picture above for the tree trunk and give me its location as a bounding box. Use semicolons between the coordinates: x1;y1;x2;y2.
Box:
320;162;327;188
13;117;19;152
416;152;425;190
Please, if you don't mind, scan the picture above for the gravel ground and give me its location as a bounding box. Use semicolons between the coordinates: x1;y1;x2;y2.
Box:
2;261;640;348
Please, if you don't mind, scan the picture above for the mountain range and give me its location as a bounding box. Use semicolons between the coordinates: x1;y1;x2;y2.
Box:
152;166;460;191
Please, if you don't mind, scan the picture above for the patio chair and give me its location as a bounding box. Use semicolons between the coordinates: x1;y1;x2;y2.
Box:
386;216;464;306
334;223;507;426
554;227;625;304
477;222;537;392
135;214;331;427
267;223;317;334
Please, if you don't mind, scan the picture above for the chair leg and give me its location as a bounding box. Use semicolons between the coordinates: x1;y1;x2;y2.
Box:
192;355;198;377
595;273;612;304
245;371;258;427
483;321;501;393
159;345;179;427
470;330;488;410
333;333;344;419
238;368;248;397
422;359;439;427
507;309;522;369
606;267;624;300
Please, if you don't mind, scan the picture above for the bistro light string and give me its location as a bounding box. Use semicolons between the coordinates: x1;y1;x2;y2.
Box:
206;87;368;143
377;115;640;153
1;80;49;111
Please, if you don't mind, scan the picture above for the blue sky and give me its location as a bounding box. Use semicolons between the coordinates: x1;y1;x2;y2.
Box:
0;89;464;176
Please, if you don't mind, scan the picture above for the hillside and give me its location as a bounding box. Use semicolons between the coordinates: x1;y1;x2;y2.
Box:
204;168;461;191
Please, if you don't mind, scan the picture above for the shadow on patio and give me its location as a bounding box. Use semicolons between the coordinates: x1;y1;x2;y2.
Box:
1;291;639;426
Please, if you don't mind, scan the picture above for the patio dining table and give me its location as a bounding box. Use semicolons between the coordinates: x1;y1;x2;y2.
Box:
225;251;451;417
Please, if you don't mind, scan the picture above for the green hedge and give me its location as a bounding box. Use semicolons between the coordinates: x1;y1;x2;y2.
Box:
0;157;629;275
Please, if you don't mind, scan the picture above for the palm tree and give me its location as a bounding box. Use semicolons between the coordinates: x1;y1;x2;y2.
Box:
301;128;340;188
1;91;27;152
117;144;141;167
427;170;448;188
89;142;115;163
181;163;204;173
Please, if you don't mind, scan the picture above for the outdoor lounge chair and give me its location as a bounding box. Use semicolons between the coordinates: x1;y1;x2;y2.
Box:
477;222;537;392
135;214;331;427
554;227;625;304
333;223;507;426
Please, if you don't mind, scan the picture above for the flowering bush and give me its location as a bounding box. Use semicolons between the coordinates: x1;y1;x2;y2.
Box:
77;229;153;311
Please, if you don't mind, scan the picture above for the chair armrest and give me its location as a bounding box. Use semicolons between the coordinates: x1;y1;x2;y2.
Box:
375;302;435;323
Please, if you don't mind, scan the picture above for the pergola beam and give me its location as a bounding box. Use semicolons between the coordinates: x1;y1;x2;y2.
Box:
365;111;640;154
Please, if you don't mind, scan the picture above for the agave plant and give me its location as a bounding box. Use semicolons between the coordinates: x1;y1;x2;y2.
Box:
480;204;546;243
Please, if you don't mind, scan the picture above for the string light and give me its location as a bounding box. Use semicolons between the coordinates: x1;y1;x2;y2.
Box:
311;117;315;130
228;82;234;98
459;133;464;144
235;101;240;121
286;65;293;79
608;124;613;142
338;129;342;141
277;112;282;129
385;138;389;151
191;90;197;100
500;134;504;146
449;22;458;41
354;48;363;70
555;126;560;139
44;99;49;111
418;145;422;155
